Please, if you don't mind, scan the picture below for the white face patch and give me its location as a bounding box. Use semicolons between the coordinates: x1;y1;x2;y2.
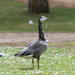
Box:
40;16;47;22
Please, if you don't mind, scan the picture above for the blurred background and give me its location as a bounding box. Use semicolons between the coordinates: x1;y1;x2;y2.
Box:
0;0;75;50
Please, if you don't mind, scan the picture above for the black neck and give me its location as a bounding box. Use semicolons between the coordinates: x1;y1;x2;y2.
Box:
38;19;45;41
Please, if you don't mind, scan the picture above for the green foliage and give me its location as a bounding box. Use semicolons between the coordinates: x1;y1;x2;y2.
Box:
0;46;75;75
0;0;75;32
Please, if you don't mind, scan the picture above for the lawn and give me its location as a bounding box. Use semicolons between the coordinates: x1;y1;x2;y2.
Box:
0;46;75;75
0;0;75;32
0;1;75;75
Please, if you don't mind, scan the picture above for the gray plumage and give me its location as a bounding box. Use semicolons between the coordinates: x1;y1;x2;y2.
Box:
15;39;48;58
14;16;49;69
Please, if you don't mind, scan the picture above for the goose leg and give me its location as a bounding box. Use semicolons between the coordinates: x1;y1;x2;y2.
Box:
32;58;34;69
37;57;40;69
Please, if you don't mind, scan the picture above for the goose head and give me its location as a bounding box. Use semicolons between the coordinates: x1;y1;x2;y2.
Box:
39;16;49;22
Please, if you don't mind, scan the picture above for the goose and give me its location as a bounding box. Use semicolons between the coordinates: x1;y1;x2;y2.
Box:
14;16;49;69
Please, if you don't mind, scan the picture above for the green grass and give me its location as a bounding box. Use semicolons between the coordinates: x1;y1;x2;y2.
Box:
0;45;75;75
0;1;75;74
0;0;75;32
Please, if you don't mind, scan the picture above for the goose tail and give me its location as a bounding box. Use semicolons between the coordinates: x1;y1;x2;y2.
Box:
14;53;19;56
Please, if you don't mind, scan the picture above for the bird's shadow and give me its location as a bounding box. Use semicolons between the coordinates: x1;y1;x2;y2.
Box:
19;67;34;70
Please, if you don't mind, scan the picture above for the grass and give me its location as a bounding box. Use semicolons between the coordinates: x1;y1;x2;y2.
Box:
0;0;75;32
0;45;75;75
0;1;75;74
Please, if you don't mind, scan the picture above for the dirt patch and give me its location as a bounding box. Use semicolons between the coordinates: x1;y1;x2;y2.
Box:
68;53;75;55
14;0;75;8
0;33;75;43
49;0;75;8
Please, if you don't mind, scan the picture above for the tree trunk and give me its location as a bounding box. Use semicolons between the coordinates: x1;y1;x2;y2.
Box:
28;0;49;13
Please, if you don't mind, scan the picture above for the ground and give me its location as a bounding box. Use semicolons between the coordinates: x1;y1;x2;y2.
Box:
0;1;75;75
0;32;75;44
15;0;75;8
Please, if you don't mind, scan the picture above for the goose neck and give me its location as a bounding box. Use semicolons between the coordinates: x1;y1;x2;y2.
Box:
38;20;45;41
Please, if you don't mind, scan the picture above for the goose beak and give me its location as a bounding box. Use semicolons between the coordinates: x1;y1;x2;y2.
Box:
46;18;50;20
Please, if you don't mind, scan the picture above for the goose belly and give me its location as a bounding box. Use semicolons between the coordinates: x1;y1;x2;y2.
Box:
21;54;33;59
33;45;48;58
